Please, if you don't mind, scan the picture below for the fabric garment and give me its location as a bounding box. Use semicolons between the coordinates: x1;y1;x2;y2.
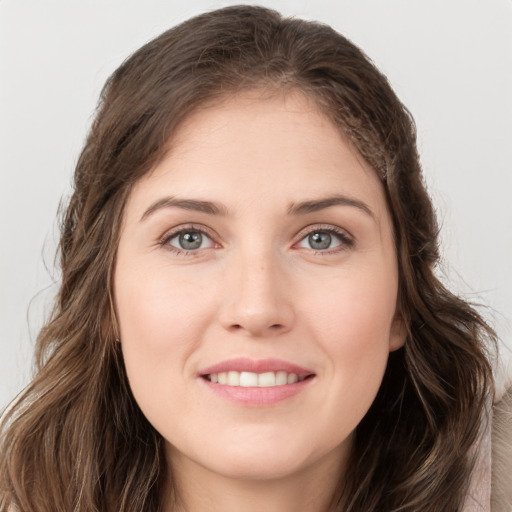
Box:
465;385;512;512
491;386;512;511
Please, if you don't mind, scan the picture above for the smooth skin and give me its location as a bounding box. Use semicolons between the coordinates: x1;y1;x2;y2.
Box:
114;90;405;512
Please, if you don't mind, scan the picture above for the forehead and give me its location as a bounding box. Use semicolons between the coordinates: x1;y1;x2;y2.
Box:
125;90;390;224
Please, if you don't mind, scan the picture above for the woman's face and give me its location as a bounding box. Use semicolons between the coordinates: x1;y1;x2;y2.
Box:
115;91;404;484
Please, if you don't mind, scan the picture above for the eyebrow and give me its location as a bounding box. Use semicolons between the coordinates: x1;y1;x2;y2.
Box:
140;196;229;221
140;194;374;222
287;195;375;218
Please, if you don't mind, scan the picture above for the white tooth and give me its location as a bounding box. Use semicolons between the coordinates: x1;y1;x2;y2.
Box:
239;371;258;387
227;371;240;386
258;372;276;387
213;371;304;386
287;373;298;384
276;371;288;386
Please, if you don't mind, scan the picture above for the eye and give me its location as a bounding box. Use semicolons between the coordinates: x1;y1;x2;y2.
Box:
164;229;215;252
296;228;352;252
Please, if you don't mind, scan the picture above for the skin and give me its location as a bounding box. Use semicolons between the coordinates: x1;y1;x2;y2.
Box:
114;90;405;512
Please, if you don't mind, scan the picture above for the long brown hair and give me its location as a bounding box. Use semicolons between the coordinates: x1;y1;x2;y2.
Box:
0;5;494;511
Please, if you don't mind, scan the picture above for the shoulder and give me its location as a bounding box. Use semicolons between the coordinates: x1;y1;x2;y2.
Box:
492;385;512;512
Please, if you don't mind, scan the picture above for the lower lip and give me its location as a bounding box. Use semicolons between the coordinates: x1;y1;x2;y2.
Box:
201;377;314;406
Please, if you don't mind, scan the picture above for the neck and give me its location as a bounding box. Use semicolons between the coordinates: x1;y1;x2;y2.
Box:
163;446;348;512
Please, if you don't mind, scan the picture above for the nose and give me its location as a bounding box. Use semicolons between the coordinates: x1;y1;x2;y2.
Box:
218;250;295;337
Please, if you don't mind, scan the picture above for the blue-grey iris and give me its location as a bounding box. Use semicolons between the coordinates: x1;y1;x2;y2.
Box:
308;232;331;250
179;232;202;250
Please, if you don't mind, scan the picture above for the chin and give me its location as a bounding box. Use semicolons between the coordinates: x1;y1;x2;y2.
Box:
169;427;349;483
203;448;313;481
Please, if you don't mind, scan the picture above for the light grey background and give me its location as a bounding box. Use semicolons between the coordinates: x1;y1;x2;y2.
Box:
1;0;511;409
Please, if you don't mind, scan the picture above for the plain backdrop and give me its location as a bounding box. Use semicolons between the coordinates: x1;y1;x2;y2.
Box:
1;0;511;409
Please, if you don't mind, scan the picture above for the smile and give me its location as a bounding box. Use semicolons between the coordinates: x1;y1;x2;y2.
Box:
199;358;315;406
204;371;310;387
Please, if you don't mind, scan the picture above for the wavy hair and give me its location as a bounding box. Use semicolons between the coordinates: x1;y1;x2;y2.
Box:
0;5;494;511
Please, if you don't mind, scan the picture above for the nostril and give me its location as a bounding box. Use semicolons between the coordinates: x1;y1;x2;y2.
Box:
228;323;284;332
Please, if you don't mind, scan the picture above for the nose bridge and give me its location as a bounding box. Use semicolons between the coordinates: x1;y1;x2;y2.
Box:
220;241;293;336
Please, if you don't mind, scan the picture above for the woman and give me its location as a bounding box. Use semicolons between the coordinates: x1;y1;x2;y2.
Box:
0;5;505;511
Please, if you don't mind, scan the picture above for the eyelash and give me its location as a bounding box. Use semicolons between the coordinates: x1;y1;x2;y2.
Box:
158;224;354;256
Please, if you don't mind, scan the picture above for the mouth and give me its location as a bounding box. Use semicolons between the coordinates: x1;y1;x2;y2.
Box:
199;358;316;398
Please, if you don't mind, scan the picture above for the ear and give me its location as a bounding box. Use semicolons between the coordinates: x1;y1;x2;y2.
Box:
389;314;407;352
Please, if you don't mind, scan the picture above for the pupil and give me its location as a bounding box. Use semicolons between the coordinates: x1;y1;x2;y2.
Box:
179;231;202;250
309;232;331;250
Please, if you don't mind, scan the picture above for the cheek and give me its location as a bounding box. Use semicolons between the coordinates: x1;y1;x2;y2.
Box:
116;262;215;351
305;262;398;348
114;263;218;414
302;264;397;401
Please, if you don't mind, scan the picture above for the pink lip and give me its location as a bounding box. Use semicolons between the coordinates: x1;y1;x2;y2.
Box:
198;358;316;407
199;358;314;378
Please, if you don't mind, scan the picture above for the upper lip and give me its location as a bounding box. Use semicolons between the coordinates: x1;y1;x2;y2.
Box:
199;358;314;378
